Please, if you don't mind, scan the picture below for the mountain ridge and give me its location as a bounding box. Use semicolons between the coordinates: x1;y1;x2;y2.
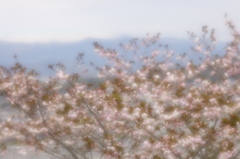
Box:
0;37;226;77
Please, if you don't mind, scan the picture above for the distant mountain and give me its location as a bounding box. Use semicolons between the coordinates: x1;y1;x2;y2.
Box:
0;37;226;78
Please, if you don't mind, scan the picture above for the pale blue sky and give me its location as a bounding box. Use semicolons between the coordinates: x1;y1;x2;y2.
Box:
0;0;239;43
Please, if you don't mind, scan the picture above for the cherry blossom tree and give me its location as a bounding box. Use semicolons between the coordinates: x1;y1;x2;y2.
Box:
0;18;240;159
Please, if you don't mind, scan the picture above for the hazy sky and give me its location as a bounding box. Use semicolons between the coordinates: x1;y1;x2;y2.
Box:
0;0;239;43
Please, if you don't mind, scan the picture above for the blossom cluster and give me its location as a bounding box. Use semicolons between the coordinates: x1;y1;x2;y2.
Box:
0;19;240;159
